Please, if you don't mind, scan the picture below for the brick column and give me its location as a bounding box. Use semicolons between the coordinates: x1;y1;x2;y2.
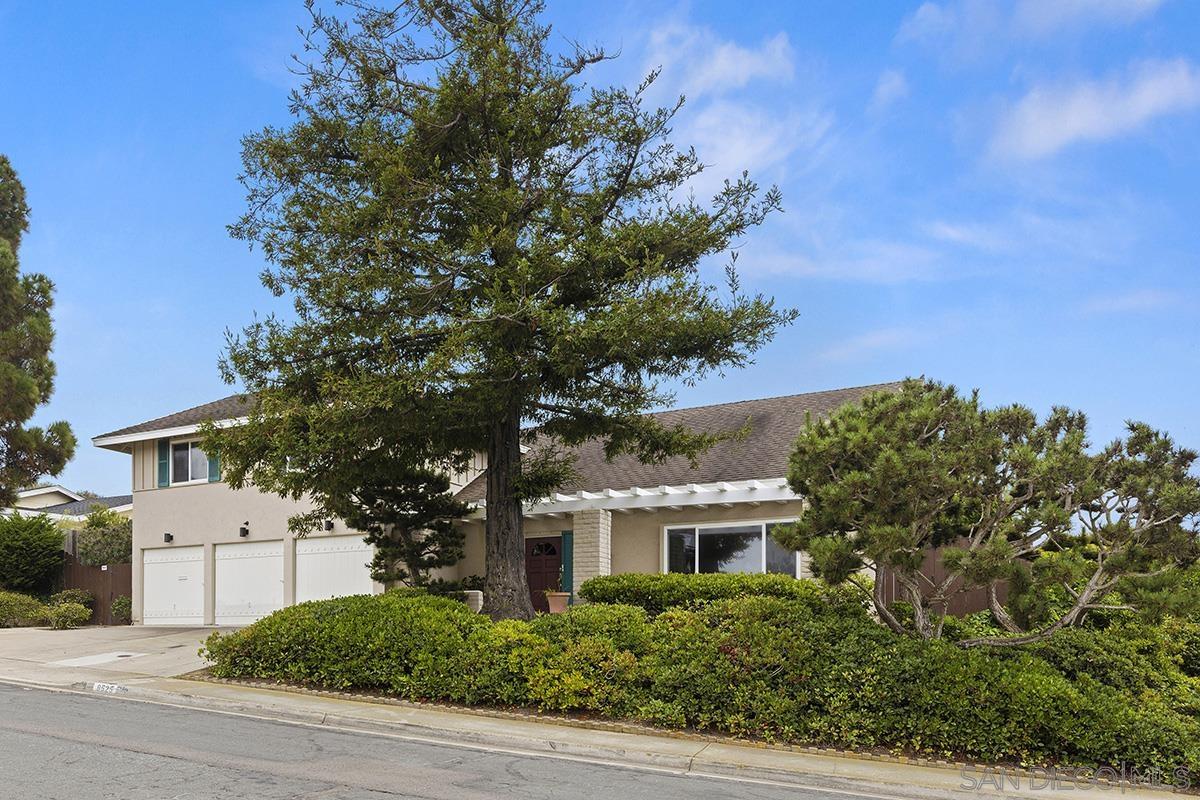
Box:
571;508;611;599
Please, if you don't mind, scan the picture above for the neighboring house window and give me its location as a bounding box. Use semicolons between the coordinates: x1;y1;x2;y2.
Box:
665;521;800;576
170;440;209;484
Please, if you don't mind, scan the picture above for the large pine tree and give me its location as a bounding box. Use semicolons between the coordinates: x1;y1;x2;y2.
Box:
0;156;75;505
208;0;794;619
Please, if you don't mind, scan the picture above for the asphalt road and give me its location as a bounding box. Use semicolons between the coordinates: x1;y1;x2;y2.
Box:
0;682;897;800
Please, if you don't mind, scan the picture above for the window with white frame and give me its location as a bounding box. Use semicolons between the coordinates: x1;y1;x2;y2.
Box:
170;440;209;484
665;521;800;576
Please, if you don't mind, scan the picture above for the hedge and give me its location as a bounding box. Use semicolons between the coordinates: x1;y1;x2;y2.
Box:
576;572;866;615
203;588;1200;774
0;514;64;594
47;602;91;630
0;590;47;627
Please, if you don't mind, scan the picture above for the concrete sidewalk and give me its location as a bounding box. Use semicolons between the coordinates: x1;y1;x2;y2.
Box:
0;663;1185;800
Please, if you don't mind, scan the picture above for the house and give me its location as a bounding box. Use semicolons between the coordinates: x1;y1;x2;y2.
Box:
93;382;900;624
3;485;132;525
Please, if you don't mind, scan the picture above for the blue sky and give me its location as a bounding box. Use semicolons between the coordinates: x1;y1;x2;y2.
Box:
2;0;1198;495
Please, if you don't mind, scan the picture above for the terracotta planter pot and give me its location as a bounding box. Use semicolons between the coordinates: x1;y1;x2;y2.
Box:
545;591;571;614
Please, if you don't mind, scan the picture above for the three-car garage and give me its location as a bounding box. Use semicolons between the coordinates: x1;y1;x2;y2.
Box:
140;535;375;626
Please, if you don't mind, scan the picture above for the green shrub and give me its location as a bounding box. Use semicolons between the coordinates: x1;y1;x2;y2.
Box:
203;593;488;694
0;514;64;594
0;590;47;627
202;592;1200;775
110;595;132;625
577;573;866;616
75;515;132;567
46;602;90;630
49;588;94;609
529;603;653;655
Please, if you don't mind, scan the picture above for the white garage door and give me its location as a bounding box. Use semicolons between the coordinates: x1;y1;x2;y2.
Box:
296;535;374;603
143;546;204;626
215;540;284;625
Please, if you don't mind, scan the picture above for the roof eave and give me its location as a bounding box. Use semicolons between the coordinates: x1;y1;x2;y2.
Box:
92;417;248;450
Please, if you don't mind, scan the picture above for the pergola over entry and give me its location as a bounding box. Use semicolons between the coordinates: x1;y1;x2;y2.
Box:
519;478;797;519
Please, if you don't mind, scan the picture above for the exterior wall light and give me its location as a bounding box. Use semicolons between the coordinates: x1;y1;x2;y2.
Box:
239;522;250;538
324;519;335;531
163;532;173;543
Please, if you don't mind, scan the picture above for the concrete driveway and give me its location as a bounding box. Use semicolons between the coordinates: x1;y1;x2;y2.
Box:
0;626;230;688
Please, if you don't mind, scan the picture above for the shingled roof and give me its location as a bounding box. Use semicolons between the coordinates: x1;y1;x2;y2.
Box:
38;495;133;516
454;381;901;504
95;394;254;441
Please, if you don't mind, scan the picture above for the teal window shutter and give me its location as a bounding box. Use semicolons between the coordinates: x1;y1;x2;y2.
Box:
156;440;170;488
207;451;220;483
561;530;574;604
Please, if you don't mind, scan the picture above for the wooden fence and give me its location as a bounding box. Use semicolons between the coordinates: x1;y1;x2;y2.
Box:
61;552;133;626
876;545;1009;617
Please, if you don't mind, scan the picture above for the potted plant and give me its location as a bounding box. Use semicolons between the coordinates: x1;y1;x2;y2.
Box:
545;566;570;613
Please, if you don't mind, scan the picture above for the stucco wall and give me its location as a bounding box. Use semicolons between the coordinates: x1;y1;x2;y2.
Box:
131;480;361;624
452;500;806;582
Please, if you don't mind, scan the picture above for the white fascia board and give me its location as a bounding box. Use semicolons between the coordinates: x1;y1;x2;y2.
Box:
92;416;248;449
17;485;84;502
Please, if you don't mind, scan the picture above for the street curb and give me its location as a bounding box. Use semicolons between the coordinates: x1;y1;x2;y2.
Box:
2;675;1187;800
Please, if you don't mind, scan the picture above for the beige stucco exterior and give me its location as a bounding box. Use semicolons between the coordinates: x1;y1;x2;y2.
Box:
450;499;808;587
125;438;488;625
115;434;806;623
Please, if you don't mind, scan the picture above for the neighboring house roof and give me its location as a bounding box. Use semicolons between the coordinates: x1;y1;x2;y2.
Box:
36;495;133;517
455;381;902;505
93;394;253;449
15;484;85;507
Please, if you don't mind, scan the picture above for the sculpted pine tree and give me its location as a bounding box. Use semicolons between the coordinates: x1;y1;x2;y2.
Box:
777;379;1200;646
209;1;793;618
0;156;75;505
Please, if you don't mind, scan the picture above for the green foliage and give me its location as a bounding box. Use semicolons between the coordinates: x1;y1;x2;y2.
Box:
0;513;64;594
110;595;132;626
49;588;93;609
205;0;794;620
0;590;47;627
576;572;866;617
780;378;1200;645
203;592;1200;774
46;602;90;630
75;509;132;567
0;155;75;507
337;465;469;589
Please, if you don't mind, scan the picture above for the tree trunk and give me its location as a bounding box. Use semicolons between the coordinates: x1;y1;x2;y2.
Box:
987;581;1023;633
871;566;908;635
481;402;535;620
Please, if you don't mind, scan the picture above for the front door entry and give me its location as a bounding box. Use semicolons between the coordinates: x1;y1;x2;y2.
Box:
525;536;562;613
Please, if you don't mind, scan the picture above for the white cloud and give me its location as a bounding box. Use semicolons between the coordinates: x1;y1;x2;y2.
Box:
898;0;1164;60
1079;288;1178;314
645;23;794;100
685;101;832;186
869;69;910;114
991;59;1200;160
1013;0;1164;37
821;326;926;362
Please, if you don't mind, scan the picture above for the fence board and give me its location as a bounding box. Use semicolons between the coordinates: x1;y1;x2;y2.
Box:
61;552;133;626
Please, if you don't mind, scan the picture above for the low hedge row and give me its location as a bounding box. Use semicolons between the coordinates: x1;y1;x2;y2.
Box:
576;572;864;614
0;590;47;627
203;588;1200;774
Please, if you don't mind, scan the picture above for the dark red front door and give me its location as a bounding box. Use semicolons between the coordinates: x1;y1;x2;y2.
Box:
525;536;562;613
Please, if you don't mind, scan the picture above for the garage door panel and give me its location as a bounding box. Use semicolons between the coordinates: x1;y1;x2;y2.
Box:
296;535;374;603
215;540;284;625
143;546;204;626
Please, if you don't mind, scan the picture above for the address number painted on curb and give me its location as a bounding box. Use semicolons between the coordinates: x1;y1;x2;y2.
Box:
93;682;129;695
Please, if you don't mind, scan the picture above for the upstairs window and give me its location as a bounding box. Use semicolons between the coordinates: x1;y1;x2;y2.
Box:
170;441;209;484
